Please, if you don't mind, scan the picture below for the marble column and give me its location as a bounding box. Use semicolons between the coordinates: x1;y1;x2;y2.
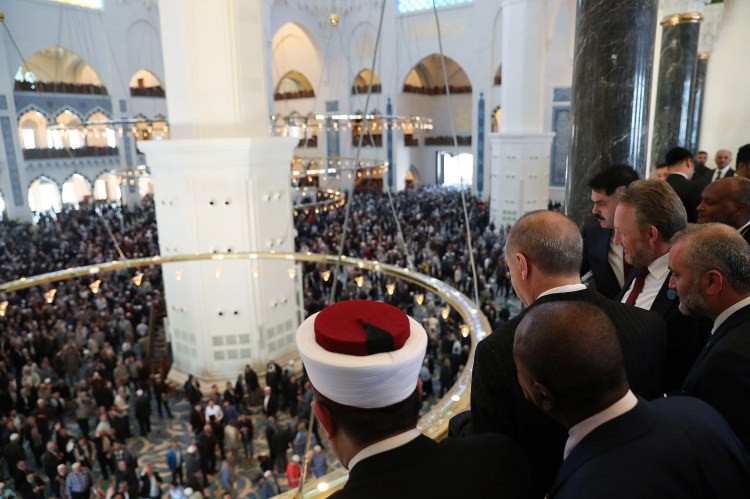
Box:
476;92;486;197
565;0;658;227
386;98;394;191
686;52;709;154
650;12;703;168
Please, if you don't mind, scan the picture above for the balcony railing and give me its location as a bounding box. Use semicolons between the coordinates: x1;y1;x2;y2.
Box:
352;83;382;94
130;86;166;97
425;135;472;146
273;90;315;101
352;134;383;147
296;136;318;148
22;146;119;160
402;84;472;95
14;80;109;95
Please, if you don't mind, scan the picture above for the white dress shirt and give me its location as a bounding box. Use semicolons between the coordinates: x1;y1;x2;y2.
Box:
564;390;638;459
608;239;626;288
712;296;750;335
347;429;421;470
620;253;670;310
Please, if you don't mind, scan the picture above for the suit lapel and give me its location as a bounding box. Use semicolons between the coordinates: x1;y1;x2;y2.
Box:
648;277;675;315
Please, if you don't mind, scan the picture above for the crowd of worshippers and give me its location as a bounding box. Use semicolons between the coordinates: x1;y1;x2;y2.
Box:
0;186;512;498
295;186;515;329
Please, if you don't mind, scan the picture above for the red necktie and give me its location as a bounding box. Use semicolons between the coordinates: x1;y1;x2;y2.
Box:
625;268;649;306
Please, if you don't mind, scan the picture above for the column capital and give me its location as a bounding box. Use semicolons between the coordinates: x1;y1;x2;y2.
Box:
661;12;703;26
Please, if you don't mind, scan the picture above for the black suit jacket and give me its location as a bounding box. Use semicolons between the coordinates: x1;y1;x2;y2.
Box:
550;397;750;499
332;433;530;499
692;162;714;190
581;221;622;299
470;288;666;498
682;303;750;450
619;267;711;392
666;173;702;222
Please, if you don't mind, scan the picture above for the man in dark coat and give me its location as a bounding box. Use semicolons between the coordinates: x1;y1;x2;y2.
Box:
581;164;639;299
670;224;750;450
664;147;702;223
470;211;667;498
197;424;218;475
134;389;151;436
514;300;750;499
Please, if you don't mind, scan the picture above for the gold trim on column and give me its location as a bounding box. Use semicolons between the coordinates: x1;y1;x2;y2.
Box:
661;12;703;27
697;51;710;60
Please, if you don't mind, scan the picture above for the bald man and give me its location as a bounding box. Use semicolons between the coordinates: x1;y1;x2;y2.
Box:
514;301;750;499
697;176;750;244
670;224;750;450
713;149;735;180
470;210;666;498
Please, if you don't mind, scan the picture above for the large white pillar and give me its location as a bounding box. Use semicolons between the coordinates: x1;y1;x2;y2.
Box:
489;0;554;226
142;0;299;387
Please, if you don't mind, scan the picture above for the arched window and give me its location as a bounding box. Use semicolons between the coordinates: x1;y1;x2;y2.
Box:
62;173;92;208
28;176;62;213
18;110;47;149
93;173;122;203
129;69;165;97
15;47;106;94
352;69;382;95
274;71;315;100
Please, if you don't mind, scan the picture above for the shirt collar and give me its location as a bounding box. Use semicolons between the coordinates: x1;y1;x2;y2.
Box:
647;252;670;280
712;295;750;334
564;390;638;459
536;283;588;300
737;220;750;235
347;429;421;470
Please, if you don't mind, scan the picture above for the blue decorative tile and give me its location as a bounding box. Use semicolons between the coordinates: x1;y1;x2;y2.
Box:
550;107;570;187
553;87;572;102
1;117;24;205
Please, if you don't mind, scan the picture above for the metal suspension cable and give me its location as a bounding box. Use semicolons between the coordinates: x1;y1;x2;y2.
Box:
329;0;387;304
431;0;480;307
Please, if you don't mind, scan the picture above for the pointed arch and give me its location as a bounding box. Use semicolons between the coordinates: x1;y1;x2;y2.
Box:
274;70;315;100
62;172;93;207
28;175;63;213
93;171;122;202
129;69;165;97
14;46;107;94
18;110;48;149
402;54;472;94
352;69;382;95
